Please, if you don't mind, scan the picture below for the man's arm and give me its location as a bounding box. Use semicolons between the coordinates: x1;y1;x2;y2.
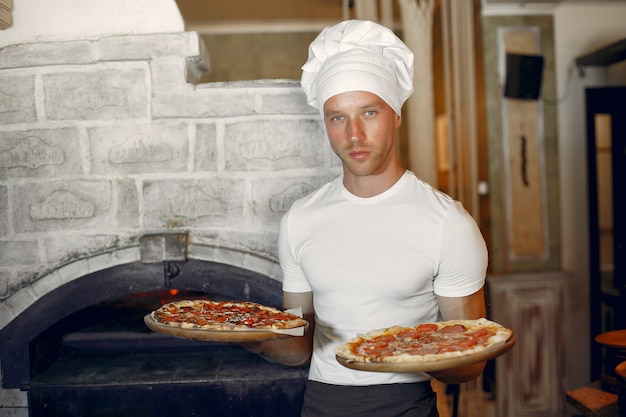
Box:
237;291;315;366
427;286;487;384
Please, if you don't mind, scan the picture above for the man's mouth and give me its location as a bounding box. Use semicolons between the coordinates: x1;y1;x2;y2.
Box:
348;150;370;160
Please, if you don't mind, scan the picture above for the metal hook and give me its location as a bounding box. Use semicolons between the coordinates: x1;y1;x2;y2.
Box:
163;262;180;288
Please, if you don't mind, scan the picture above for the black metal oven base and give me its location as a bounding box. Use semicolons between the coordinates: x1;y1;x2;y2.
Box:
28;346;307;417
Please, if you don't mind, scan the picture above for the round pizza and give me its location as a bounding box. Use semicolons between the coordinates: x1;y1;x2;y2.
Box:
335;318;513;364
151;299;307;332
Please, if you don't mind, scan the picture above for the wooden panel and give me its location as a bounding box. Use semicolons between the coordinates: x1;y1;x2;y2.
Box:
175;0;344;22
0;1;11;30
501;28;547;260
488;272;567;417
482;15;561;272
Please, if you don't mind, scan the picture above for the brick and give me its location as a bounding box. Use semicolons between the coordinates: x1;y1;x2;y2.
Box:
13;180;112;233
142;177;246;229
149;57;188;89
0;41;94;69
194;123;218;172
139;233;188;263
0;406;28;417
0;300;15;329
114;178;140;228
88;123;189;175
0;270;10;297
0;241;39;266
185;39;211;84
56;258;90;285
3;287;37;319
0;74;36;124
0;185;6;236
30;271;64;299
241;252;281;281
0;128;83;179
0;389;28;409
223;119;326;171
86;252;115;275
110;247;140;266
188;230;278;261
256;86;314;115
152;84;257;118
42;235;121;266
248;175;335;228
186;241;217;264
43;67;148;121
211;246;246;268
98;33;207;62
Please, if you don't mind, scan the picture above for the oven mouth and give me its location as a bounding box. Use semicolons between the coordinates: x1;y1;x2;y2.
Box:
28;291;307;417
1;259;307;417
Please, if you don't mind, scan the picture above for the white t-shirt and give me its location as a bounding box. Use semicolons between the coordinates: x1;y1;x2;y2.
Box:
279;170;488;386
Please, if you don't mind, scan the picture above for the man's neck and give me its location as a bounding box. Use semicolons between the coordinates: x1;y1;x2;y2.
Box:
343;165;406;198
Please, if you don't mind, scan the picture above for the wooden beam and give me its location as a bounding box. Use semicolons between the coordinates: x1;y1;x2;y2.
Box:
576;38;626;71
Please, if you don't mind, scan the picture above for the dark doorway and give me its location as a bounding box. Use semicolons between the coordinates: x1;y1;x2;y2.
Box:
586;86;626;380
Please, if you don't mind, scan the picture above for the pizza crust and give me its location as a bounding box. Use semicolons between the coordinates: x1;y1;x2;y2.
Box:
334;318;512;364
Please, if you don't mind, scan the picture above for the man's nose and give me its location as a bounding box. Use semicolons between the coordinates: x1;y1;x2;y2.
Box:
347;120;365;142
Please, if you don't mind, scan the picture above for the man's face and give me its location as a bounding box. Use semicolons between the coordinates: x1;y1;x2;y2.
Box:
323;91;402;178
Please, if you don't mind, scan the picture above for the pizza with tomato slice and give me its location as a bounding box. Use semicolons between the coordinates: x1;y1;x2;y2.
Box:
334;318;512;364
150;299;307;331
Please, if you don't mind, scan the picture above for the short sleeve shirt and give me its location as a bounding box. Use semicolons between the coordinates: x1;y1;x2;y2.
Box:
279;171;488;385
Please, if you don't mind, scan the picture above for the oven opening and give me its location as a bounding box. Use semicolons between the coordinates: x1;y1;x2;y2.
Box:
23;276;307;417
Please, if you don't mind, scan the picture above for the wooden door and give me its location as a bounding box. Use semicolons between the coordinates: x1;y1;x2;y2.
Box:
488;272;567;417
586;86;626;380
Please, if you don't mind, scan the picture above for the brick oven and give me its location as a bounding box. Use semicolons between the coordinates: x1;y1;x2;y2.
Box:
0;18;340;416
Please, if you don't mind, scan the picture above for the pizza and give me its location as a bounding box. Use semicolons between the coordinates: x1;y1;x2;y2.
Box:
151;299;307;332
334;318;512;364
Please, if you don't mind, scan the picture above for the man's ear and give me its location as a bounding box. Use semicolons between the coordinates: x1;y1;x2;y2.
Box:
395;114;402;128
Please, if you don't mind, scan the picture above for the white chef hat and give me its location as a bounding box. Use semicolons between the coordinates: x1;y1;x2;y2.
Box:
301;20;414;116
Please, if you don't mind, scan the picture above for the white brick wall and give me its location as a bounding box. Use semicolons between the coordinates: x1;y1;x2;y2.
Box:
0;31;340;410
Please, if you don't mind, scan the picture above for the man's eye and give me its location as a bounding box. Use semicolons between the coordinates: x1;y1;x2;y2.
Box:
364;110;376;117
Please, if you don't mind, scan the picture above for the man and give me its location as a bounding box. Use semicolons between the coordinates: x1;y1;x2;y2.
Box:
246;20;488;416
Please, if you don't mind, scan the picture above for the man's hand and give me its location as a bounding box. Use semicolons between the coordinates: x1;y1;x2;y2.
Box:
235;291;315;367
430;286;487;384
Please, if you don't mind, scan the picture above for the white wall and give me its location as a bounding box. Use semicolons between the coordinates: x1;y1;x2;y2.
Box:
554;0;626;397
0;0;185;48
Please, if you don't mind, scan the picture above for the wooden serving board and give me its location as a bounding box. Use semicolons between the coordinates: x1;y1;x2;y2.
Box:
595;329;626;349
144;314;306;342
336;334;516;373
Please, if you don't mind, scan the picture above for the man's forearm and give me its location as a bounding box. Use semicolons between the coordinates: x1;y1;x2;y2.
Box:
237;333;313;366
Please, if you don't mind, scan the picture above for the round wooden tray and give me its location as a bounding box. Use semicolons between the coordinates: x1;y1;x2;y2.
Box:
336;334;516;373
144;314;307;343
595;329;626;349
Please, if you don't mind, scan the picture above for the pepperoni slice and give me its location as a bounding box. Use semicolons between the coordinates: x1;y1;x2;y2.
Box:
440;324;467;333
414;323;439;333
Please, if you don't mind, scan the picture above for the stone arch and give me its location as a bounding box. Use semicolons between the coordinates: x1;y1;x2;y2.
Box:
0;245;283;389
